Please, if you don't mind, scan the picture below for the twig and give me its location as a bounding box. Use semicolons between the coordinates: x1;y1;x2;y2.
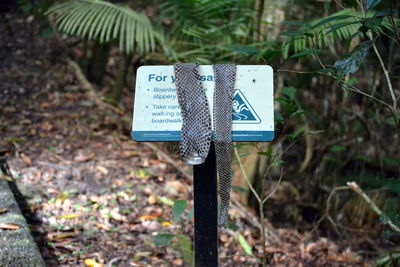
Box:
347;181;400;233
300;186;350;244
234;147;261;203
370;42;397;110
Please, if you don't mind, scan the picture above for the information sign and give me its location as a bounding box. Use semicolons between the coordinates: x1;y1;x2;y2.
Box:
132;65;274;142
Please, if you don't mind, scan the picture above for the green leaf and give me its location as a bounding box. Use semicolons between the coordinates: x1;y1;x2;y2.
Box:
374;9;398;17
274;111;284;122
380;212;400;226
288;127;304;140
376;252;400;267
226;220;239;231
172;200;187;222
279;31;301;37
172;235;193;267
157;196;175;206
263;50;282;61
289;109;305;119
227;45;260;55
257;149;273;157
237;232;253;255
281;20;309;27
153;233;174;247
381;230;400;239
282;87;297;99
312;15;354;29
186;207;194;222
330;145;347;152
288;49;322;59
47;0;157;55
356;155;372;162
385;178;400;195
333;40;374;77
361;17;383;31
232;186;246;193
364;0;382;12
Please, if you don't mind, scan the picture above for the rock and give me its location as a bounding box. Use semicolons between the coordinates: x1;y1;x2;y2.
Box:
0;177;45;267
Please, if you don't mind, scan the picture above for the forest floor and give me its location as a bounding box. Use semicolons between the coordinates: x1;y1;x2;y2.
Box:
0;12;370;267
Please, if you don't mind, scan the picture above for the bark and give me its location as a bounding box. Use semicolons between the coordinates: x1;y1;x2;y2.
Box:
87;42;110;85
108;53;134;105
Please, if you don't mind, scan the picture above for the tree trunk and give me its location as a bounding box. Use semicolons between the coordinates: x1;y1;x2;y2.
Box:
108;53;134;105
87;42;110;85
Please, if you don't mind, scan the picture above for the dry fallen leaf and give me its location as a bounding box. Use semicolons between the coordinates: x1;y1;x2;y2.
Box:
21;153;32;166
147;195;157;205
96;165;108;175
122;150;139;158
74;151;95;162
49;232;77;241
0;208;8;214
0;223;21;230
138;213;162;222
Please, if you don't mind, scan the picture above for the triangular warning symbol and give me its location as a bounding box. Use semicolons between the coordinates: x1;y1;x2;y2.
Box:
232;89;261;124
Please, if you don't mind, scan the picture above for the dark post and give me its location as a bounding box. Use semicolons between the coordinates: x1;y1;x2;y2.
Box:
193;142;218;267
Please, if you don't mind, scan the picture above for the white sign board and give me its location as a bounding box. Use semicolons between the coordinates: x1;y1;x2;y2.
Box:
132;65;274;142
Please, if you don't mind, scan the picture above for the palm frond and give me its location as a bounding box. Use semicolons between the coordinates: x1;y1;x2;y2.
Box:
47;0;157;54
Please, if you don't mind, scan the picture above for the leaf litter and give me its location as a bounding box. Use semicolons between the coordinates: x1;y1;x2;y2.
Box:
0;12;370;267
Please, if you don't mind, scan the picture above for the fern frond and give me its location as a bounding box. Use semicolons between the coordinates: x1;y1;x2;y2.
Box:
47;0;156;54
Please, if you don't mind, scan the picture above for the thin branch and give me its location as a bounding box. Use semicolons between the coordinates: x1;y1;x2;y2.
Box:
300;186;350;244
347;181;400;233
370;42;397;110
261;168;283;205
234;146;261;203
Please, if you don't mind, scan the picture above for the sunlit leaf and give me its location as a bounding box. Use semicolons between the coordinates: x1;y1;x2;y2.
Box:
157;196;174;206
84;259;103;267
237;232;253;255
